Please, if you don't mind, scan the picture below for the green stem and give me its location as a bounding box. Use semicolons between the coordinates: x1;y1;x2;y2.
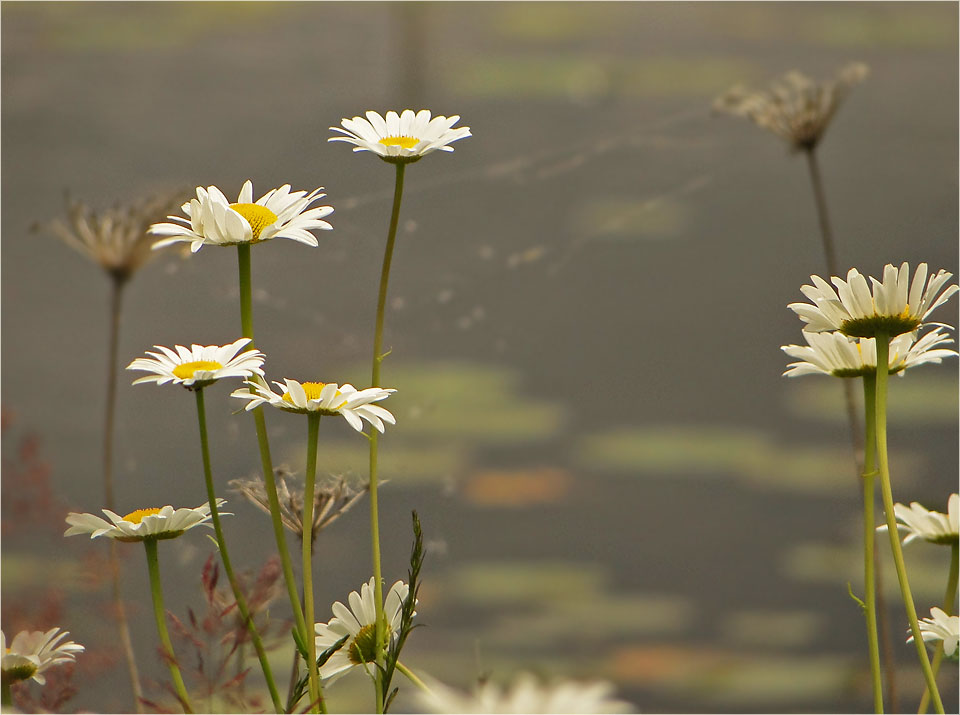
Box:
369;161;407;714
143;538;194;714
395;661;431;694
918;542;959;714
2;679;12;707
236;245;309;648
193;388;283;713
302;413;325;714
804;144;897;704
861;373;884;713
874;333;944;714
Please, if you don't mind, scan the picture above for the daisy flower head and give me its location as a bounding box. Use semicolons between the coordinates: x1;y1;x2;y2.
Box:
64;500;227;543
1;628;84;685
788;263;959;338
714;62;868;152
877;493;958;546
231;378;396;433
329;109;471;164
418;673;635;714
149;180;333;253
127;338;264;390
782;328;957;378
313;578;411;684
908;607;959;660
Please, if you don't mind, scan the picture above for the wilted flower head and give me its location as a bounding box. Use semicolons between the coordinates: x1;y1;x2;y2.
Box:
418;673;635;714
37;190;189;283
714;62;868;151
1;628;84;685
908;607;959;660
230;469;367;543
782;328;956;378
877;493;958;546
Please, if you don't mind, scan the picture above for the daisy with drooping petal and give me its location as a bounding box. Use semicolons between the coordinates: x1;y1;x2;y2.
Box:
418;673;635;714
127;338;264;390
782;328;957;378
231;379;396;433
1;628;84;686
313;578;410;684
908;608;959;660
329;109;471;164
877;494;959;546
149;180;333;253
64;500;226;543
788;262;959;338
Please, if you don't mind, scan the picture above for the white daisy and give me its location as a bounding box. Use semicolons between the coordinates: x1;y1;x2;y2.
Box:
231;379;396;433
313;578;410;684
127;338;264;390
908;607;959;659
1;628;84;685
788;262;959;338
149;180;333;253
329;109;471;164
64;500;227;543
418;673;635;714
877;494;959;546
782;328;957;378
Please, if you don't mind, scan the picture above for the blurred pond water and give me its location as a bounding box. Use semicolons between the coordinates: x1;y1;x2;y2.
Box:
2;2;958;713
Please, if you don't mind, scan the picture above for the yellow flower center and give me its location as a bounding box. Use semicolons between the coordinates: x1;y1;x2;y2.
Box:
229;202;279;240
282;381;327;403
172;360;223;380
122;507;162;524
378;136;419;150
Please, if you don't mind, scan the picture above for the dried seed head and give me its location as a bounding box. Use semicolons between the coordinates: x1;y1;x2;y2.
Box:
229;468;368;544
36;189;191;282
714;62;869;152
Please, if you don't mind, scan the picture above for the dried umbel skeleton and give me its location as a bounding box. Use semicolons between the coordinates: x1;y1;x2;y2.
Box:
230;469;368;544
714;62;869;151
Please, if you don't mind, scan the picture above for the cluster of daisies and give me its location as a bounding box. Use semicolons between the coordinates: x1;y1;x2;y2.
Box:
783;262;959;661
13;107;635;713
783;262;958;378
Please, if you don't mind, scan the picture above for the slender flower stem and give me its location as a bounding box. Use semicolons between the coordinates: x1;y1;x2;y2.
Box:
102;276;145;712
874;333;944;714
918;542;959;714
143;538;194;714
803;147;864;468
193;388;284;713
2;679;12;707
803;144;896;700
369;161;407;714
861;373;884;713
803;148;839;278
395;661;431;694
236;245;309;647
302;413;325;714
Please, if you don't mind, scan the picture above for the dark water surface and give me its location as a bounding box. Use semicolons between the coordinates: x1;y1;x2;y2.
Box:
3;3;958;712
